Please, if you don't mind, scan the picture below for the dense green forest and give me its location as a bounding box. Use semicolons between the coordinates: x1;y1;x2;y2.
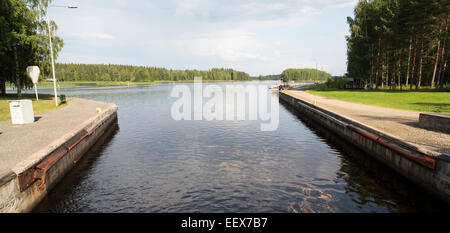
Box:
258;74;282;81
346;0;449;89
54;64;251;82
281;68;331;82
258;69;330;82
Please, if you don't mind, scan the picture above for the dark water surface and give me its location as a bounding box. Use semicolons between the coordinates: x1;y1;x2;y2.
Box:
27;81;448;213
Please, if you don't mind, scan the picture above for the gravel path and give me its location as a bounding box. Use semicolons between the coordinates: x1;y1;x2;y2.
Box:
0;98;114;174
285;90;450;155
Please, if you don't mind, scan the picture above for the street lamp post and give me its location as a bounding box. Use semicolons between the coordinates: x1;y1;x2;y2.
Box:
46;5;77;106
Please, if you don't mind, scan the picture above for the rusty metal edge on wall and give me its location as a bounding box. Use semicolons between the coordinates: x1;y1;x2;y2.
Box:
16;111;116;193
0;103;118;213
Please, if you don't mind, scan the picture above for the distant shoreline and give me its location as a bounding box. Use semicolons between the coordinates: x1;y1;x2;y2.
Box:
6;79;261;88
5;80;323;89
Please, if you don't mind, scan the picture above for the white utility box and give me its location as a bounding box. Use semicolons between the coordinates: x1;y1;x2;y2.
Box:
9;100;35;124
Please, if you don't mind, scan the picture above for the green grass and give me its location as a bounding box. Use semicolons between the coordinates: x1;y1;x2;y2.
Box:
0;94;66;122
305;87;450;114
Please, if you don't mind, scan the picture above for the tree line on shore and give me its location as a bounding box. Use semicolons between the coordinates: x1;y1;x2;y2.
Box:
281;68;331;82
258;74;282;81
258;69;331;82
346;0;449;90
54;63;252;82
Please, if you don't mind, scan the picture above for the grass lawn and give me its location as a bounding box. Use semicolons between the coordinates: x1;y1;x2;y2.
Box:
305;88;450;114
0;94;66;122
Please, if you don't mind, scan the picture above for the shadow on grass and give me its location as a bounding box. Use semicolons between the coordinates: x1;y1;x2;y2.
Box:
410;102;450;113
0;93;54;101
411;102;450;107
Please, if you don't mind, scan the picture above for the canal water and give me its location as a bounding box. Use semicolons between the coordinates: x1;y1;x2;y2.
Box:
25;81;448;213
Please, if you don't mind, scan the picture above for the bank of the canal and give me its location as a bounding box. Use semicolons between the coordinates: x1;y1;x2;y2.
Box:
279;90;450;204
0;97;118;212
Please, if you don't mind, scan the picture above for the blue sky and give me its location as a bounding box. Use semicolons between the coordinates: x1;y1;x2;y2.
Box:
51;0;357;76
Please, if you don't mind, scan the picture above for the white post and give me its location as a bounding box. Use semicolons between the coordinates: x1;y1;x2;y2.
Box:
34;83;39;101
47;7;58;107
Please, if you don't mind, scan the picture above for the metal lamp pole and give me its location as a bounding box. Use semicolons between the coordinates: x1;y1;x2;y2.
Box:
46;5;77;106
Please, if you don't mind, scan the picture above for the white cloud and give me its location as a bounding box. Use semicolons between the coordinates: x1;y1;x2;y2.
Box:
71;32;117;40
52;0;357;76
171;29;270;62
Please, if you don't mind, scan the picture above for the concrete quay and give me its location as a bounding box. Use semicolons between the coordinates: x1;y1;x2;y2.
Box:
0;97;118;212
285;90;450;155
279;90;450;204
419;113;450;133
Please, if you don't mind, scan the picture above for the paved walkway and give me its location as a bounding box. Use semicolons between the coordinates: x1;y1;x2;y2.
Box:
284;90;450;155
0;98;113;174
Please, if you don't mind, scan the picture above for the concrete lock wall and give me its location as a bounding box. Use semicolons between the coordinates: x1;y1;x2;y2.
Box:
419;113;450;133
279;92;450;204
0;105;118;213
